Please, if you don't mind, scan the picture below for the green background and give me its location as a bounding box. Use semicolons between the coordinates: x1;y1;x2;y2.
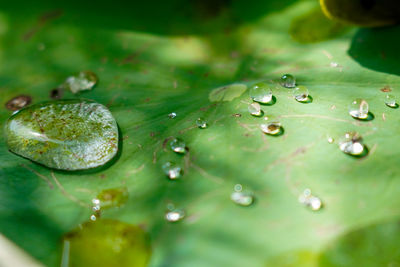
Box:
1;0;400;266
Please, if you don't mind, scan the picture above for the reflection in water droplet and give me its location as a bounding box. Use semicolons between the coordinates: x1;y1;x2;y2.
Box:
349;99;369;119
281;74;296;88
248;102;263;117
170;138;186;154
196;118;208;129
90;215;97;221
64;71;98;94
165;209;185;222
327;136;334;144
293;86;309;102
97;188;128;209
249;83;273;104
162;162;182;180
168;112;177;119
298;189;322;211
260;122;282;135
339;132;365;156
5;95;32;111
4;100;119;170
63;219;151;266
385;94;397;108
231;184;254;206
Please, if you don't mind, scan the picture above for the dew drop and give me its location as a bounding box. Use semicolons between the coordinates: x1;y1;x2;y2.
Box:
327;137;334;144
349;99;369;119
170;138;186;154
64;71;98;94
248;102;263;117
249;83;273;104
338;132;365;156
260;122;282;135
165;209;185;222
298;189;322;211
385;94;397;108
280;74;296;88
231;184;254;206
90;215;97;221
63;219;151;266
293;86;309;102
168;112;177;119
4;99;119;170
5;95;32;111
162;162;182;180
196;117;208;129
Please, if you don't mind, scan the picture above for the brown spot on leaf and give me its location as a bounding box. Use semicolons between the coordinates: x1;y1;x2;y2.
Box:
381;86;392;92
5;95;32;111
50;88;63;99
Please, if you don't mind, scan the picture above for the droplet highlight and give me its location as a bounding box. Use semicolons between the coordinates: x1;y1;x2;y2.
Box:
165;205;185;222
196;118;208;129
231;184;254;206
162;162;182;180
64;71;98;94
168;112;177;119
293;86;309;102
249;83;273;104
298;189;322;211
349;99;369;119
338;132;365;156
248;102;263;117
281;74;296;88
260;122;282;136
170;138;186;154
385;94;397;108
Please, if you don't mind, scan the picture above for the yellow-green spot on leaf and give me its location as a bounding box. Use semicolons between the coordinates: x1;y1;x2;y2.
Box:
63;219;151;267
209;83;247;102
97;187;128;209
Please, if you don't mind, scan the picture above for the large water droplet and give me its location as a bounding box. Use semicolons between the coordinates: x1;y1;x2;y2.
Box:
280;74;296;88
4;100;119;170
298;189;322;211
170;138;186;154
293;86;309;102
63;219;151;266
260;122;282;135
231;184;254;206
97;187;128;209
248;102;263;117
338;132;365;156
162;162;182;180
5;95;32;111
349;99;369;119
249;83;273;104
64;71;98;94
196;118;208;129
385;94;397;108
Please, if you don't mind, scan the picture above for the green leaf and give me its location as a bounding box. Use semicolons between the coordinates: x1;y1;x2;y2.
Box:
0;0;400;266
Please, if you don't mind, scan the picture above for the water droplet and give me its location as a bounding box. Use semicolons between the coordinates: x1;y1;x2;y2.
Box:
4;100;119;170
90;215;97;221
338;132;365;156
165;209;185;222
248;102;263;117
327;137;334;144
196;118;208;129
5;95;32;111
170;138;186;154
298;189;322;211
63;219;151;266
281;74;296;88
162;162;182;180
260;122;282;135
231;184;254;206
249;83;273;104
330;62;339;68
385;94;397;108
64;71;98;94
97;188;128;209
168;112;177;119
349;99;369;119
293;86;309;102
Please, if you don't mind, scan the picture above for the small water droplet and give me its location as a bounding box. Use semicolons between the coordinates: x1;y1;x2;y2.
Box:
162;162;182;180
293;86;309;102
298;189;322;211
170;138;186;154
260;122;282;135
327;136;334;143
5;95;32;111
248;102;263;117
339;132;365;156
231;184;254;206
64;71;98;94
281;74;296;88
249;83;273;104
165;209;185;222
168;112;177;119
385;94;397;108
349;99;369;119
90;215;97;221
330;62;339;68
196;118;208;129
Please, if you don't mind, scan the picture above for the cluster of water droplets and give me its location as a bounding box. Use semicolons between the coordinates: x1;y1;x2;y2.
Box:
298;189;322;211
